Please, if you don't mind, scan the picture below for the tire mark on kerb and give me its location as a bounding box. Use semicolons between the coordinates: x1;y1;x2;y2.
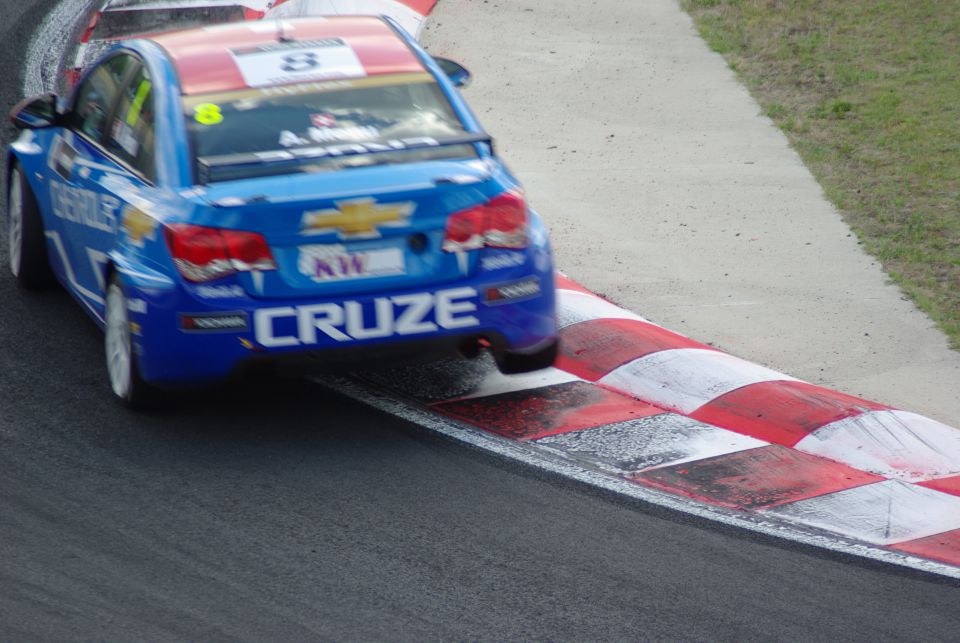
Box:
24;0;97;96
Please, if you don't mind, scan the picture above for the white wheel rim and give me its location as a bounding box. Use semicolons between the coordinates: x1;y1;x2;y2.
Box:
8;169;23;277
105;283;132;399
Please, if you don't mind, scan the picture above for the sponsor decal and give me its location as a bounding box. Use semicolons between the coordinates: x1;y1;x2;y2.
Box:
278;125;379;148
121;206;156;247
481;251;526;271
254;287;479;347
230;38;366;88
48;134;78;181
194;284;245;299
48;181;119;233
297;245;405;282
127;298;147;315
180;312;248;332
257;137;440;162
311;113;336;128
301;198;415;239
258;79;354;97
484;277;541;305
110;118;139;156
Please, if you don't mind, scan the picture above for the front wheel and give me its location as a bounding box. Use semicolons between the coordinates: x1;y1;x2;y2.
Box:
8;163;54;288
104;273;155;408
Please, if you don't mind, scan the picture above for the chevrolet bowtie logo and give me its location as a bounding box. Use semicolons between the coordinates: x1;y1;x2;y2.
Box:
122;207;157;246
301;198;415;238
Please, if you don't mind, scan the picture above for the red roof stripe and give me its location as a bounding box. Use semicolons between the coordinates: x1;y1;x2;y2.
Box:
151;17;424;95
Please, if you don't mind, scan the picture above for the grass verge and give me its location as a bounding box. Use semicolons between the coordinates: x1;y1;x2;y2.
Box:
681;0;960;348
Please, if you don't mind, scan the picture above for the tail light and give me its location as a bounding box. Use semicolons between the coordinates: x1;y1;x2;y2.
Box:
442;190;528;253
164;223;276;283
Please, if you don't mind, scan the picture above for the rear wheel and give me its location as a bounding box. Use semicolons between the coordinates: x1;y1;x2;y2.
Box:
494;338;559;374
105;273;155;408
7;163;54;288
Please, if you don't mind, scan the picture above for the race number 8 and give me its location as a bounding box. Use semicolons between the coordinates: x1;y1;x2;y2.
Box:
281;52;320;73
194;103;223;126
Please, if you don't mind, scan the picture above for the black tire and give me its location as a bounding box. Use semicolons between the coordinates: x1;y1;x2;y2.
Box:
494;338;559;374
104;272;157;409
7;163;55;289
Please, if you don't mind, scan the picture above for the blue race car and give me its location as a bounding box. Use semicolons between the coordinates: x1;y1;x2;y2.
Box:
6;16;557;406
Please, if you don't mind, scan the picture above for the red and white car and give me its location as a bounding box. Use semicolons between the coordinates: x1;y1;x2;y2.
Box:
67;0;431;86
68;0;274;85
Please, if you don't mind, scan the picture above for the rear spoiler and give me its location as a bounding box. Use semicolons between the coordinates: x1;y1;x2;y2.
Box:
196;132;493;184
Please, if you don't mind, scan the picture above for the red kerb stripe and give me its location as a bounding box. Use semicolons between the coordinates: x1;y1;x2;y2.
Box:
555;273;596;296
556;317;713;381
397;0;437;14
892;529;960;567
631;444;883;510
919;475;960;497
690;380;890;447
433;380;662;441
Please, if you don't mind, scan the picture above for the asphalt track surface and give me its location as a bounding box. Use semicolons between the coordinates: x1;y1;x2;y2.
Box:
1;1;959;639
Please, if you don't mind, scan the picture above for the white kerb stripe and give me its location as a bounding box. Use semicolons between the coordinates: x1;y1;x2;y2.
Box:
796;410;960;482
535;413;768;476
444;367;582;402
556;289;651;330
599;347;801;414
765;480;960;546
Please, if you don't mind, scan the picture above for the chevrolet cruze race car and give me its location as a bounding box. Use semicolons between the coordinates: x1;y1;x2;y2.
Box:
6;16;557;406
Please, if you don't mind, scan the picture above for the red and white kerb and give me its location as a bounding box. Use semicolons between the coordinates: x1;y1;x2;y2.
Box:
365;273;960;574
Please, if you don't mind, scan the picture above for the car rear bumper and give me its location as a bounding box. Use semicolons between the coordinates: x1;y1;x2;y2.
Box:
126;263;557;387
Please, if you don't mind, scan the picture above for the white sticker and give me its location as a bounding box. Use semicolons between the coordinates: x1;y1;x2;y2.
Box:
111;119;139;157
195;284;245;299
231;39;366;88
298;244;405;282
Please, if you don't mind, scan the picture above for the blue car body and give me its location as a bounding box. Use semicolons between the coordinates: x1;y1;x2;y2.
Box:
7;16;557;392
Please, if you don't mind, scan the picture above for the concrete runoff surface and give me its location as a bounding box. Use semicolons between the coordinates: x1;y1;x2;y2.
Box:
421;0;960;427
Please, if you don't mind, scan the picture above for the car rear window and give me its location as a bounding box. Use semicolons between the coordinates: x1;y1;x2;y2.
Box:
185;73;479;183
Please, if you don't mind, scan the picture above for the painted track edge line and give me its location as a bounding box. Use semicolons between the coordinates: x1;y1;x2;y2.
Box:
317;374;960;581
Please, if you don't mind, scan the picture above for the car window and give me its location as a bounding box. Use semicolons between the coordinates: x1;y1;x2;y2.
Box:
106;64;156;182
72;54;136;141
184;73;477;182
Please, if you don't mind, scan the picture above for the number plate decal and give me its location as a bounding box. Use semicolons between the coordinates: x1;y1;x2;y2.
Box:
230;39;366;88
298;245;406;283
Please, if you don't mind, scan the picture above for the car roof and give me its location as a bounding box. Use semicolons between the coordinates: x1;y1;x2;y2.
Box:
149;16;426;95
